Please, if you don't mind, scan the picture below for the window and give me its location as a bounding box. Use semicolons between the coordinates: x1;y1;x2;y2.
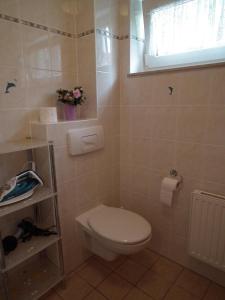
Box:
130;0;225;72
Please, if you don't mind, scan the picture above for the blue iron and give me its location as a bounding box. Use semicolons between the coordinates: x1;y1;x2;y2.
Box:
0;169;43;207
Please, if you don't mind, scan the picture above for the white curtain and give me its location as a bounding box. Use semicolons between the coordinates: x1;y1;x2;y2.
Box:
148;0;225;57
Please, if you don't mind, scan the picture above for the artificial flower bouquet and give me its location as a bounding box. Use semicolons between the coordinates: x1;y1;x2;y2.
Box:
56;87;86;106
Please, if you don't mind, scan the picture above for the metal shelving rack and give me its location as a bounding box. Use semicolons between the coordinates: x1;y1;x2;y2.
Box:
0;139;64;300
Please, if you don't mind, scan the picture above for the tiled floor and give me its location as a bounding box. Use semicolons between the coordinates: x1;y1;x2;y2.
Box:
43;249;225;300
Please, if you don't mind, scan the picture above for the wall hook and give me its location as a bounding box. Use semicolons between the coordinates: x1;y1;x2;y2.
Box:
5;79;17;94
168;86;174;95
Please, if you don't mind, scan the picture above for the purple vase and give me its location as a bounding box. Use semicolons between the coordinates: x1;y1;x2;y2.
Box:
64;104;76;121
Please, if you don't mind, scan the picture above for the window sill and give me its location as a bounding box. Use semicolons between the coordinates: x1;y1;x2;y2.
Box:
128;61;225;77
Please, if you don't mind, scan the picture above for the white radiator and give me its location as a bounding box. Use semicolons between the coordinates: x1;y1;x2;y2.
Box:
188;190;225;271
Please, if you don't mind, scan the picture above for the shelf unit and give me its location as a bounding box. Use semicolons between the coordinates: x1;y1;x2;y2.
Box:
0;139;64;300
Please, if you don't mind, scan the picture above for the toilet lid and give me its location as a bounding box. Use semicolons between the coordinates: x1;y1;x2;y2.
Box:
87;207;151;244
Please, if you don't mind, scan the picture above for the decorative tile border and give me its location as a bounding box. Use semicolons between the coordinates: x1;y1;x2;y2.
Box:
130;34;145;42
0;13;19;23
21;19;48;31
119;34;129;40
0;12;140;42
0;13;74;38
78;29;95;38
96;28;120;40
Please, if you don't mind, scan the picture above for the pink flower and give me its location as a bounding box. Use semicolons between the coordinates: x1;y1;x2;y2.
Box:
73;89;81;99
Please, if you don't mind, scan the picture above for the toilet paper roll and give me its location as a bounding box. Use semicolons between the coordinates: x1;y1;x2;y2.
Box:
160;177;180;207
39;107;58;124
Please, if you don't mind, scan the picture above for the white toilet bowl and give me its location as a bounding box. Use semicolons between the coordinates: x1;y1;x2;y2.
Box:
76;205;152;261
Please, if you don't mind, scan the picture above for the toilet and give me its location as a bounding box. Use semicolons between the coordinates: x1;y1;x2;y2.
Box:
76;205;152;261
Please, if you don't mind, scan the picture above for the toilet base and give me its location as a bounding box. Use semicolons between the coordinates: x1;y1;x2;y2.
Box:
83;231;118;261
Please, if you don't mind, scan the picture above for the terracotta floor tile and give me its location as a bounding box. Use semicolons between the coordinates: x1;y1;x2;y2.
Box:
97;273;132;300
204;283;225;300
84;289;107;300
151;257;183;283
129;249;160;268
124;287;154;300
94;255;127;270
116;259;148;284
56;273;93;300
176;269;210;298
78;257;111;287
137;270;172;300
165;286;200;300
42;292;61;300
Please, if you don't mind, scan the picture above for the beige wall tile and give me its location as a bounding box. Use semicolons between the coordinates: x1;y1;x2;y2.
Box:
47;0;76;34
49;33;75;72
0;20;23;67
0;0;20;18
202;145;225;184
22;25;50;69
0;109;29;142
20;0;48;25
175;142;203;179
77;0;94;33
209;68;225;105
177;69;211;106
0;66;27;109
150;139;175;172
205;107;225;146
26;68;55;108
176;107;207;143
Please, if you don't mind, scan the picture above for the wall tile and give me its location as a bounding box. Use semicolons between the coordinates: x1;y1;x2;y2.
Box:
20;0;48;25
0;19;23;68
0;109;29;141
47;0;76;34
205;107;225;146
49;33;75;72
26;68;54;107
150;73;179;106
150;107;177;140
209;68;225;105
0;0;20;18
177;69;211;106
130;106;150;138
176;107;207;143
175;142;203;180
22;25;51;69
150;139;176;172
0;66;27;109
95;0;119;35
77;0;94;33
202;145;225;184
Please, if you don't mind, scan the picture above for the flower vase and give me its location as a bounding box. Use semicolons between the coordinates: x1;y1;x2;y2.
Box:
64;104;76;121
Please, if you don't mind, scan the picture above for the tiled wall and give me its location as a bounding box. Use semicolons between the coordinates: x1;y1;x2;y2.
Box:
0;0;97;143
1;0;225;286
30;0;120;274
119;0;225;287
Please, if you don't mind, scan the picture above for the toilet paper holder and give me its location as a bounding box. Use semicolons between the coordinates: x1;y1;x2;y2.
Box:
170;169;178;177
169;169;183;187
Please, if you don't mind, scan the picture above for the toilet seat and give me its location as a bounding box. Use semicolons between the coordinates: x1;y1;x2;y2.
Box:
87;206;151;245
